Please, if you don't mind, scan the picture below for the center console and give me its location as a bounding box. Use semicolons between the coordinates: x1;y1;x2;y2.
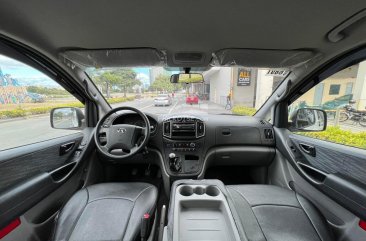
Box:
162;117;205;176
162;179;241;241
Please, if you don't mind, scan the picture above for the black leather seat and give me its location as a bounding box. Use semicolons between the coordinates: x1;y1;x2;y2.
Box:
52;183;157;241
227;185;333;241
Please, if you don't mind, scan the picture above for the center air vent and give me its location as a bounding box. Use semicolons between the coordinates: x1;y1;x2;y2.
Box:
171;122;196;138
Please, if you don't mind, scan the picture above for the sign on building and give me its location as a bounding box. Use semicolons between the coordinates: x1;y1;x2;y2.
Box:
265;69;289;77
237;69;251;86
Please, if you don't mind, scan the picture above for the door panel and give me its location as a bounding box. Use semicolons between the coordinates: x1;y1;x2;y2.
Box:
0;133;84;230
273;128;366;240
268;151;366;241
0;133;83;193
289;134;366;184
1;165;86;241
280;131;366;220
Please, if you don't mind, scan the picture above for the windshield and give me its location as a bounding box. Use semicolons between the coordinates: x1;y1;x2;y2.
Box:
86;67;287;116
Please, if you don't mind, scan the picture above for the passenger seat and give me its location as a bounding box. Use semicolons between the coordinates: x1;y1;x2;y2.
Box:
226;185;333;241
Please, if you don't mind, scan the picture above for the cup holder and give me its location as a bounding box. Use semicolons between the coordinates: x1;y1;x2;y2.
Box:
206;186;220;197
179;186;194;196
179;185;221;197
193;186;205;195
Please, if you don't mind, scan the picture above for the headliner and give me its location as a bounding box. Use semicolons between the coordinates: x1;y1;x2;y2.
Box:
0;0;366;68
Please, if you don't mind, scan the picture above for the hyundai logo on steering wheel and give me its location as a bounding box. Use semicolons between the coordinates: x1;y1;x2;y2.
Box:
117;128;127;133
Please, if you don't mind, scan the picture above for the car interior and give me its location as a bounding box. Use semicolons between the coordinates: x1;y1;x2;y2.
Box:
1;1;366;241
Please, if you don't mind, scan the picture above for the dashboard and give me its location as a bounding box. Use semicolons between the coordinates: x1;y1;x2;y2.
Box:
107;112;276;179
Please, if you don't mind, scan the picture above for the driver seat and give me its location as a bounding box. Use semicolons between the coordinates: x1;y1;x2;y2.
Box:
52;183;157;241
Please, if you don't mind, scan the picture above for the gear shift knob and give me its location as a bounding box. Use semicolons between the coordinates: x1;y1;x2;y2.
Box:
168;153;181;172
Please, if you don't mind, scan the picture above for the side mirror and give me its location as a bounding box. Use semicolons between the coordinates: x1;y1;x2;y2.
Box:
51;107;85;130
170;73;204;84
289;108;327;132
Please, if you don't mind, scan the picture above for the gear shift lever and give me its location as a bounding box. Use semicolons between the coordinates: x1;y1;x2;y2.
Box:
169;153;181;172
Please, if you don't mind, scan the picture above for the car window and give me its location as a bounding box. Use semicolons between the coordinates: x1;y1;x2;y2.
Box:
289;61;366;149
0;54;84;151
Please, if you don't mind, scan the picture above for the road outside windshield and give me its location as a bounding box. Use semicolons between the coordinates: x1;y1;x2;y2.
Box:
87;67;285;116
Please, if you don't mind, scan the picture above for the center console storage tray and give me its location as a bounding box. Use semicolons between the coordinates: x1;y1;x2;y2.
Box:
172;184;240;241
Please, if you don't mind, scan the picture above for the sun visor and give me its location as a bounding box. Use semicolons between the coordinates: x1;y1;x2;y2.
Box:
213;49;316;68
60;48;166;69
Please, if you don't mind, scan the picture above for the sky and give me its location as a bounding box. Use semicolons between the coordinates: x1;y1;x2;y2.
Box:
0;54;152;87
0;54;51;80
133;67;150;86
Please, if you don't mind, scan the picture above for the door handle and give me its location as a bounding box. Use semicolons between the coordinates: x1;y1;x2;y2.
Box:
299;143;316;157
222;128;231;136
297;162;327;183
50;161;78;182
59;142;75;156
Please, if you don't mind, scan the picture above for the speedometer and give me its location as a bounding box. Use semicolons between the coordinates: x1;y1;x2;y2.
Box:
134;120;145;127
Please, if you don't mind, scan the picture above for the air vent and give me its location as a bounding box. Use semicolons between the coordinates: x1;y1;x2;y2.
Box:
196;121;205;138
163;121;171;138
264;129;274;140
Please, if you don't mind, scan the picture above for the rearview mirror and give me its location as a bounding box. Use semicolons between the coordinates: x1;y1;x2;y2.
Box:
51;107;85;130
289;108;327;132
170;73;204;84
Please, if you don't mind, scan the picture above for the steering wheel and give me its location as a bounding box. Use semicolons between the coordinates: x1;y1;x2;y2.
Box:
94;106;150;160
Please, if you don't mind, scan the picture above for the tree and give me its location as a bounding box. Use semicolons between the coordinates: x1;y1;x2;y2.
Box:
91;69;139;98
151;74;176;92
93;72;115;98
90;71;111;98
114;69;139;97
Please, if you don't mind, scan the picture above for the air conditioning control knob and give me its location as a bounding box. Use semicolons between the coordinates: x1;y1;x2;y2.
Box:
189;142;196;148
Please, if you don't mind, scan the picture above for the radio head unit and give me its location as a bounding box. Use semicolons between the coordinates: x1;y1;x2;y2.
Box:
163;117;205;139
